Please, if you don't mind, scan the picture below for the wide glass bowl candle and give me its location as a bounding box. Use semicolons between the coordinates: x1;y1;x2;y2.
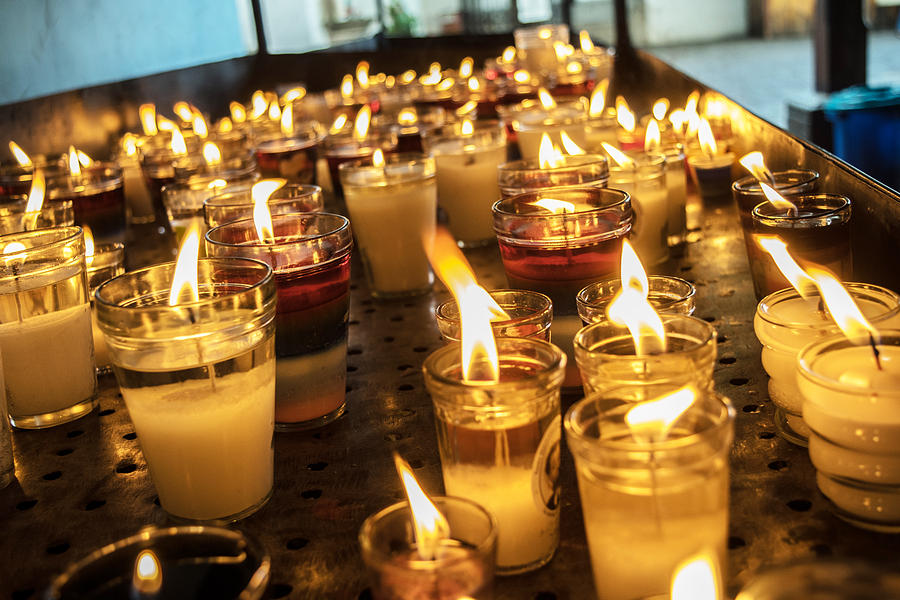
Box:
436;289;553;342
95;258;277;522
498;154;610;198
505;99;588;160
750;194;852;299
340;153;437;298
607;152;669;266
426;120;508;247
576;275;696;324
203;183;323;228
565;384;734;600
423;337;566;575
359;496;498;600
47;163;127;244
574;314;717;396
753;284;900;445
0;226;96;429
254;120;325;183
206;213;352;430
46;525;271;599
0;195;73;234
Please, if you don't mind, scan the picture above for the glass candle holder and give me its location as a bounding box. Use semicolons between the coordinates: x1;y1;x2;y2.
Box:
426;120;508;247
203;183;323;229
95;258;277;522
574;314;717;396
114;140;156;225
576;275;696;324
324;131;397;198
163;173;260;246
753;284;900;446
254;121;325;184
0;226;96;429
797;332;900;531
86;242;125;375
736;559;900;600
514;24;570;79
607;152;670;266
206;213;352;431
359;496;498;600
423;337;566;575
687;152;735;203
138;136;201;225
505;99;588;160
0;353;12;489
584;110;619;153
171;150;258;183
731;169;819;238
749;194;852;300
498;154;609;198
565;384;734;600
0;195;74;234
436;289;553;342
661;145;689;247
0;164;33;198
46;525;270;599
340;153;436;298
47;163;127;244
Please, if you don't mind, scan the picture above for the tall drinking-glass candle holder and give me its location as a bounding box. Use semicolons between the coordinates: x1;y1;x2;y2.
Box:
753;284;900;445
798;332;900;531
731;169;819;242
359;496;498;599
206;213;352;430
163;173;260;245
505;99;588;160
574;315;717;396
0;226;96;428
0;195;73;234
497;154;609;198
607;151;670;266
0;351;12;488
576;275;696;324
95;258;277;522
426;120;508;247
138;136;201;225
86;241;125;375
254;121;325;183
46;525;271;599
493;187;632;389
423;337;566;574
203;183;323;229
47;164;127;244
436;289;553;342
114;136;156;224
340;153;437;298
565;384;734;600
513;24;569;79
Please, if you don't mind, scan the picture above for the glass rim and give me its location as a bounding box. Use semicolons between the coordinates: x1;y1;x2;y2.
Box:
574;314;716;357
205;212;351;252
576;275;696;312
254;129;325;150
752;193;851;222
492;186;630;219
797;330;900;397
498;154;609;175
435;289;552;329
203;183;323;209
46;163;124;197
756;283;900;330
731;169;820;194
0;224;82;254
606;151;666;172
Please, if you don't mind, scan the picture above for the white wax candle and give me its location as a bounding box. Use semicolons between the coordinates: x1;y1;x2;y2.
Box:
275;342;346;424
0;303;95;419
809;431;900;485
517;125;588;161
816;471;900;527
611;176;669;266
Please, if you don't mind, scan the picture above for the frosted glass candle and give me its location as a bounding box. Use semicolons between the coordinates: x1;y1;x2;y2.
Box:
424;337;566;574
565;384;734;600
513;24;569;79
0;226;96;429
340;153;437;298
753;284;900;445
607;152;670;266
504;99;588;160
96;258;277;522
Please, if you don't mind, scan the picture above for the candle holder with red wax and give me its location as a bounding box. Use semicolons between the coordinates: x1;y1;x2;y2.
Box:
550;60;594;97
206;212;352;431
0;164;34;198
204;183;323;229
749;194;852;300
46;163;127;245
436;289;553;342
380;106;446;154
254;120;325;184
577;275;696;324
498;154;609;199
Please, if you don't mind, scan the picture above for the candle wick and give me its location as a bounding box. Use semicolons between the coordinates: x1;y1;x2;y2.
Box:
816;296;828;320
869;332;884;371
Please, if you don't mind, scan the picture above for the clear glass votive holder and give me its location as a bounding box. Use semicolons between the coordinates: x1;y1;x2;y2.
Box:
0;164;33;198
736;559;900;600
95;258;277;522
423;337;566;575
203;183;324;228
359;496;498;600
436;289;553;342
565;384;734;600
206;213;352;430
0;226;96;429
324;131;397;198
661;145;689;247
139;139;198;225
340;153;436;298
687;152;735;203
584;111;619;153
514;24;570;78
797;331;900;531
505;99;588;161
254;121;325;184
574;314;717;396
749;194;852;300
576;276;696;324
731;169;819;237
754;284;900;446
497;154;609;199
162;173;260;246
171;150;258;183
607;151;670;266
46;525;271;599
0;195;73;234
86;242;125;375
47;163;127;244
426;120;508;247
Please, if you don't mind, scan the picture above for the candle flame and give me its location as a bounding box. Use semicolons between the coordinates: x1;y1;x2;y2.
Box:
353;105;371;141
538;87;557;110
461;120;474;137
77;150;93;168
250;91;268;119
356;61;370;88
652;98;670;121
25;169;45;214
280;101;293;137
588;79;608;117
385;75;396;88
133;549;163;594
668;109;686;132
579;30;595;52
759;182;799;215
207;178;227;190
808;268;879;345
8;142;32;167
170;128;187;156
429;62;442;76
168;224;201;306
685;90;700;116
538;27;552;39
455;100;478;117
252;179;285;244
202;142;222;166
393;453;450;561
607;240;666;354
192;113;208;138
539;134;566;169
671;554;720;600
553;41;567;61
703;94;728;119
268;101;281;121
173;102;193;122
459;57;474;79
501;46;516;63
341;74;354;98
399;69;417;84
281;87;306;104
468;77;480;92
230;101;247;123
329;113;348;134
644;120;661;152
566;62;583;75
754;236;817;298
739;151;775;186
625;385;696;442
616;96;636;132
83;225;95;267
686;110;702;138
217;117;233;133
139;104;158;136
531;198;575;214
601;142;635;169
513;69;531;84
156;116;177;132
397;107;417;126
67;146;82;177
697;118;718;156
436;77;455;92
122;134;138;157
372;149;385;168
560;131;586;155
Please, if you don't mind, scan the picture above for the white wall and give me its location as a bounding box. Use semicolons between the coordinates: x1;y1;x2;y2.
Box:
643;0;746;46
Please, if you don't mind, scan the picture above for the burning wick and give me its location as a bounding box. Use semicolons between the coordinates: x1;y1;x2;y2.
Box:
394;453;450;561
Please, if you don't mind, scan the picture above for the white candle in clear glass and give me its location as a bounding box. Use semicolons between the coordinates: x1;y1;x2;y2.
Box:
505;100;588;160
608;153;669;266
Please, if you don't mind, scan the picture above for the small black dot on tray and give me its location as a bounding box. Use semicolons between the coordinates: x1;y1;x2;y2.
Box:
301;489;322;499
55;448;74;457
122;432;137;440
307;461;328;471
98;408;115;416
42;470;62;481
719;357;737;365
742;404;760;413
397;384;414;391
46;542;70;555
787;499;812;512
413;346;429;353
116;462;137;474
286;537;309;550
85;499;106;511
11;589;34;600
16;499;37;511
66;429;84;438
728;536;746;549
759;431;776;439
268;584;293;598
730;377;750;386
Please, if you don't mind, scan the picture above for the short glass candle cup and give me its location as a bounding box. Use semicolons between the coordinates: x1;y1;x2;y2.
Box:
359;496;498;600
797;331;900;532
162;174;260;245
436;289;553;342
423;337;566;575
574;314;717;396
564;384;734;600
206;213;352;430
254;121;325;184
497;154;610;199
753;284;900;446
576;276;696;324
47;163;127;244
0;164;33;198
0;195;74;234
426;120;508;247
749;194;852;300
46;525;271;600
584;110;619;153
0;226;97;429
203;183;324;229
660;145;689;247
506;99;588;160
95;258;277;522
735;559;900;600
731;169;819;233
607;151;670;266
513;24;570;78
687;151;736;203
86;242;126;375
139;139;198;223
340;153;436;298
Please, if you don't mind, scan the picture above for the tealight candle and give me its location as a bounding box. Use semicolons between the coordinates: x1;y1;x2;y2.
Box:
731;169;819;243
203;183;323;229
497;154;609;198
162;173;259;245
423;337;566;574
565;384;734;600
513;24;569;79
606;151;670;266
47;163;128;244
576;275;696;324
436;289;553;342
584;109;619;152
254;120;325;183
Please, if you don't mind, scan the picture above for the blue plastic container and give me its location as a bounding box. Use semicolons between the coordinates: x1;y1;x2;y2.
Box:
824;86;900;190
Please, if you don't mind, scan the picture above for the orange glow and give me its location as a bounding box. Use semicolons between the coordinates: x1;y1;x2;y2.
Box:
192;114;208;139
459;57;474;79
397;108;417;126
759;182;799;215
455;100;478;117
76;150;93;168
341;74;354;98
560;131;586;155
24;169;45;215
538;27;552;39
606;240;666;354
250;91;268;119
139;104;158;136
553;41;568;61
353;105;372;142
356;61;370;88
513;69;531;84
207;178;227;191
697;118;718;156
399;69;417;84
156;116;177;132
589;79;608;117
601;142;635;169
251;179;286;244
217;117;233;133
8;141;32;167
267;101;281;121
685;90;700;116
566;61;583;75
202;142;222;166
230;101;247;123
122;134;138;157
668;109;686;132
168;224;201;306
173;101;193;122
652;98;670;121
468;77;480;92
626;386;696;442
703;93;728;119
372;149;385;168
739;151;775;185
461;120;475;137
436;77;455;92
501;46;516;63
538;134;566;168
616;96;636;132
393;453;450;561
754;236;817;297
644;120;661;152
281;87;306;104
420;70;441;86
67;146;82;177
280;101;293;137
531;198;575;213
538;87;557;110
579;30;595;52
83;225;95;267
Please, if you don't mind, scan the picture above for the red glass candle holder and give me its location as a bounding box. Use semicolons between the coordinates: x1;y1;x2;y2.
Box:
47;163;127;244
254;121;325;184
204;183;323;229
206;213;353;430
498;154;609;199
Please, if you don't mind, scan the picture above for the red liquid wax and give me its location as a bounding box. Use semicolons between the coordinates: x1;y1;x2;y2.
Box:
53;186;127;243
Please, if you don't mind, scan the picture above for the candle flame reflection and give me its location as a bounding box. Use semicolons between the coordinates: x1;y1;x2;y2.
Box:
625;385;696;443
372;149;385;168
456;100;478;117
685;90;700;116
168;224;201;306
9;142;32;167
399;70;417;85
173;101;193;123
139;104;158;136
607;240;666;354
697;118;718;156
251;179;286;244
217;117;233;133
393;453;450;561
670;553;720;600
468;77;480;92
281;87;306;104
330;114;348;135
133;549;163;594
268;101;281;121
461;120;474;137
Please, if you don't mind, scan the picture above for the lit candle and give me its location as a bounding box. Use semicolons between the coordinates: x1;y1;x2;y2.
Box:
0;170;74;234
203;182;323;229
498;133;609;198
685;117;734;202
0;140;37;197
513;24;570;79
254;113;324;184
644;117;689;247
323;105;392;197
505;88;588;160
577;274;696;324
